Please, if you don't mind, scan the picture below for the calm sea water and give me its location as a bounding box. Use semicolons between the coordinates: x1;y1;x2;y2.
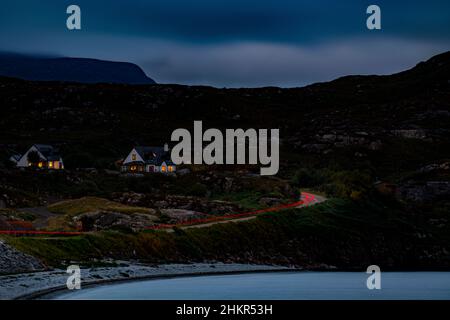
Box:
53;271;450;300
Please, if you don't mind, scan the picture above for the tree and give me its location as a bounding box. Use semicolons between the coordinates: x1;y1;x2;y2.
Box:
27;151;41;166
331;170;373;200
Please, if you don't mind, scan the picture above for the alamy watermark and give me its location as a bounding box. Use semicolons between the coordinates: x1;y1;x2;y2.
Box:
66;4;381;31
366;265;381;290
66;265;81;290
367;5;381;30
171;121;279;176
66;5;81;30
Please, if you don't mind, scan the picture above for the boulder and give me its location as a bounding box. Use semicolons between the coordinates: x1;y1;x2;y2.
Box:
391;129;428;140
369;140;383;151
75;210;157;232
397;181;450;203
176;168;191;175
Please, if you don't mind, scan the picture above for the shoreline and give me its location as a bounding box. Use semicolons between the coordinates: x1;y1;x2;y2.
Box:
33;268;302;300
3;263;450;300
0;263;297;300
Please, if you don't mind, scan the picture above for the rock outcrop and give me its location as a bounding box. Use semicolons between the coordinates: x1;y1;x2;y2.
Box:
74;210;158;232
397;181;450;203
0;240;44;274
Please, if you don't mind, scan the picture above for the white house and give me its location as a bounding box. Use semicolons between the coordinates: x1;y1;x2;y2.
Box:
121;144;176;173
13;144;64;170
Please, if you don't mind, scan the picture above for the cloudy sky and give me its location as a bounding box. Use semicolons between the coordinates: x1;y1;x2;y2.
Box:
0;0;449;87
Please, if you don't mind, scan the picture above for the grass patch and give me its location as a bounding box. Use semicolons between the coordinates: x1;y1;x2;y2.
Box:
213;191;264;210
45;197;155;231
48;197;152;216
0;208;36;221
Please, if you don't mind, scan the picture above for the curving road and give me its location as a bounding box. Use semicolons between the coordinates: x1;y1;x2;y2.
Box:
0;192;326;235
153;192;327;231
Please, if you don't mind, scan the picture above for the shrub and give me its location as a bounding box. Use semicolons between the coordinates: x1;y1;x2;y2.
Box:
71;180;100;197
185;183;208;197
291;168;325;188
330;170;373;199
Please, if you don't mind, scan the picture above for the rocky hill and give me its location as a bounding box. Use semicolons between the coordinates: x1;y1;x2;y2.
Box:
0;51;448;174
0;51;449;201
0;52;155;84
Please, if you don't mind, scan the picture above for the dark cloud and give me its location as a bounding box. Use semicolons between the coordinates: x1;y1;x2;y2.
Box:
139;38;450;87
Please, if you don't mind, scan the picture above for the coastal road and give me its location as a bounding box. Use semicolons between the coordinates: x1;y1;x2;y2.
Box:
0;192;326;235
157;192;327;231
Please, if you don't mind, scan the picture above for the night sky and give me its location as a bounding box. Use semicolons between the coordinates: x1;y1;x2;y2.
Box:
1;0;449;87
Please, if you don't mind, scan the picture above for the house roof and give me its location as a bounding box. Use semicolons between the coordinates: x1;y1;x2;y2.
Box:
135;146;164;158
9;154;21;162
32;144;62;161
133;146;172;166
9;154;22;163
162;159;175;166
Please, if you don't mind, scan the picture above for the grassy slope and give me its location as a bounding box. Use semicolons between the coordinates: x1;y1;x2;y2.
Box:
4;198;450;270
46;197;156;230
48;197;153;216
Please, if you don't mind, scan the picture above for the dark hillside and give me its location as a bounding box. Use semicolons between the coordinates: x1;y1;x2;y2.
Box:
0;53;155;84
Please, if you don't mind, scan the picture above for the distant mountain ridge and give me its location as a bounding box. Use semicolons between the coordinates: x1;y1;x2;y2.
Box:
0;52;156;84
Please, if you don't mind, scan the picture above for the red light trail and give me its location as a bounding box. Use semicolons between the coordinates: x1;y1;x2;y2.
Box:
0;193;317;236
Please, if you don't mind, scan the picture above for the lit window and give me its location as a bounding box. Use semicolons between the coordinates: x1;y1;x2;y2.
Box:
38;162;43;168
168;166;173;172
48;161;53;168
131;165;137;171
161;166;167;172
132;154;137;161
